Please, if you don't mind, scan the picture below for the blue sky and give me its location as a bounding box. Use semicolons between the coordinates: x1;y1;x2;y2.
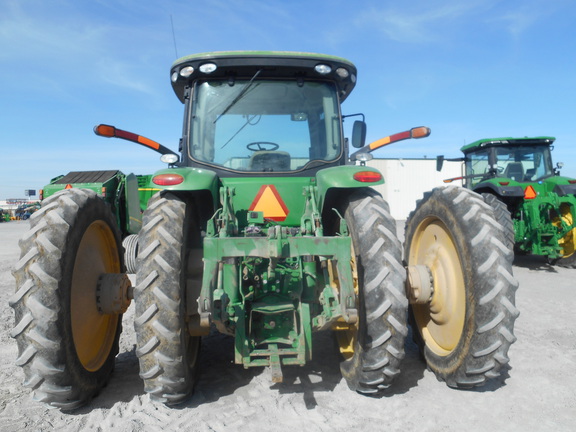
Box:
1;0;575;199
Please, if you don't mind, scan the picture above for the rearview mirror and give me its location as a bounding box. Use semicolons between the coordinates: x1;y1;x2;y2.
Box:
352;121;366;148
436;155;444;172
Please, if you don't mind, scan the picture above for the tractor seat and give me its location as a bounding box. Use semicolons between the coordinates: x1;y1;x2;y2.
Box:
525;168;536;181
504;162;524;181
249;151;291;171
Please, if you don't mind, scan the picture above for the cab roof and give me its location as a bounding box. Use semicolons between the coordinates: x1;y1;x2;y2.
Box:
170;50;357;103
460;136;556;154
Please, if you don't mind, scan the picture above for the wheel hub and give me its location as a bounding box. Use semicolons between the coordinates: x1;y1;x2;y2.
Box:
406;264;434;304
96;273;133;314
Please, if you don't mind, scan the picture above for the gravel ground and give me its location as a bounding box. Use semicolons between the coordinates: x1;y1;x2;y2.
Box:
0;220;574;431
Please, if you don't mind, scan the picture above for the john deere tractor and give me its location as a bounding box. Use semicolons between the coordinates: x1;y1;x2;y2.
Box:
11;51;518;410
439;136;576;266
0;208;11;222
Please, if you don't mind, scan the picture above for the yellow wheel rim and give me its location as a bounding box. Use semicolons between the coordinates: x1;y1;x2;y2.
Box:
409;217;466;357
334;246;359;360
554;204;576;258
71;221;120;372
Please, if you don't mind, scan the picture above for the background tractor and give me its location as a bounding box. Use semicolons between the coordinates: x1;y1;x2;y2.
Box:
0;208;11;222
11;51;518;410
439;136;576;266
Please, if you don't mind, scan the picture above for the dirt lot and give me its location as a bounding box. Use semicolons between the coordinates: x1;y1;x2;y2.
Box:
0;220;574;431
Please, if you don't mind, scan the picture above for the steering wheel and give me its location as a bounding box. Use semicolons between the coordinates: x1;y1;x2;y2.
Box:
247;141;280;151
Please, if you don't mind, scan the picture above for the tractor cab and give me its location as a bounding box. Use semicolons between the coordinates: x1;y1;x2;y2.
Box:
461;137;556;187
170;51;359;176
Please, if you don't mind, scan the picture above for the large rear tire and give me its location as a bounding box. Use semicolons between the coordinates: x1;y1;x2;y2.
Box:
10;189;124;409
134;192;201;405
337;189;408;394
405;186;519;388
481;193;514;256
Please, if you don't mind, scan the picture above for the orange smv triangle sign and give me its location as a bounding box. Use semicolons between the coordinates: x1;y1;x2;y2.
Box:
249;185;289;221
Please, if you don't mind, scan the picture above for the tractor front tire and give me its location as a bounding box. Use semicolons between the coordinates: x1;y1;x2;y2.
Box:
135;192;201;405
10;189;124;409
405;186;519;388
338;189;408;394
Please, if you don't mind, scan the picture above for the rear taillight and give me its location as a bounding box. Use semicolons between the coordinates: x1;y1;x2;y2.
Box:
353;171;382;183
153;173;184;186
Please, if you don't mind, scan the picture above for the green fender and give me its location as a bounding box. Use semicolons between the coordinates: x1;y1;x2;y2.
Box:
545;176;576;196
149;166;220;205
316;165;384;212
472;178;524;198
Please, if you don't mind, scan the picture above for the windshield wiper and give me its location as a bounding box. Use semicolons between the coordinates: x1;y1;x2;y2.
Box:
221;114;260;149
214;68;263;123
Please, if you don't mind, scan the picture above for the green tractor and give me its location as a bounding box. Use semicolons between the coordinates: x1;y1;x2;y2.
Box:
439;136;576;266
0;208;11;222
10;51;518;410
